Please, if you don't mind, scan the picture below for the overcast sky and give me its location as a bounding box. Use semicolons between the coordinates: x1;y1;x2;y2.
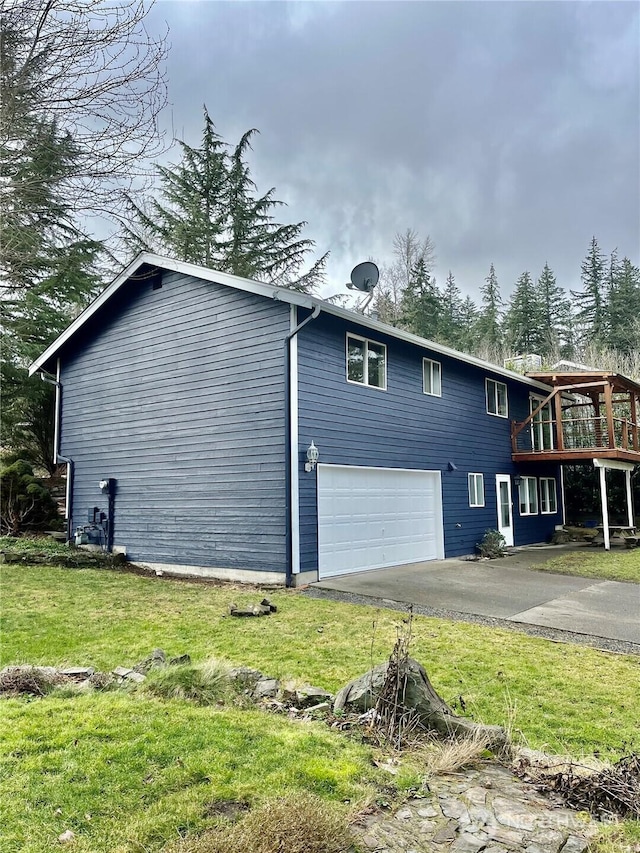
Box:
149;1;639;301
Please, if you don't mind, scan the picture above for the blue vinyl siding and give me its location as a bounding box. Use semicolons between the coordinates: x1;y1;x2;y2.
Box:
297;312;561;570
59;269;289;572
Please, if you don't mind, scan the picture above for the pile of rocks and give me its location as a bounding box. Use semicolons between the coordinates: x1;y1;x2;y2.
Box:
227;665;333;712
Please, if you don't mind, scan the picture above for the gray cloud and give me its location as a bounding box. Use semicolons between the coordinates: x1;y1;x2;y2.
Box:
150;1;639;300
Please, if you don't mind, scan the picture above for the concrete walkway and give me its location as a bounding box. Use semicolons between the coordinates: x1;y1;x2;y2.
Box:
314;545;640;645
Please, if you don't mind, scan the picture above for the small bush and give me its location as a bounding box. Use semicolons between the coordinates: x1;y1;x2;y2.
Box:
170;793;356;853
0;460;62;536
477;529;507;559
143;659;232;705
0;666;63;696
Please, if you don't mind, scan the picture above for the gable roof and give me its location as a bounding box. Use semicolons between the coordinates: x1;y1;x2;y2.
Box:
28;252;552;391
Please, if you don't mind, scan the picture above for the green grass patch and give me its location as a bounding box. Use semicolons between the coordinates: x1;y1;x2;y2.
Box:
0;692;375;853
0;535;72;558
536;547;640;584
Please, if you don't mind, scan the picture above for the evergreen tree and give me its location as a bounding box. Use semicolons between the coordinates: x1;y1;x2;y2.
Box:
476;263;503;352
400;258;441;339
536;263;573;357
127;109;326;293
572;236;606;344
607;258;640;355
374;230;435;326
504;271;546;355
458;296;480;353
437;271;464;348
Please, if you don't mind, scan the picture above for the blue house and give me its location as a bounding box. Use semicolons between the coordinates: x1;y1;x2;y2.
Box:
29;254;564;585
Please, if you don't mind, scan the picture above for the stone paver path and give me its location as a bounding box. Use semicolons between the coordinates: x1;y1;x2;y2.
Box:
355;763;599;853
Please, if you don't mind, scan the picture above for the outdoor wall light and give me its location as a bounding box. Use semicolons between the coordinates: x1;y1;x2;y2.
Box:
305;440;319;473
514;475;523;487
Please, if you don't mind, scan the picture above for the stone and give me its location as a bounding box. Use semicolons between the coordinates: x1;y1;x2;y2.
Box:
362;835;379;850
125;671;146;683
395;808;413;820
417;805;439;818
134;649;166;673
464;786;488;806
528;828;564;852
487;825;529;846
169;654;191;666
58;830;75;844
432;820;459;843
333;657;507;748
112;666;133;678
492;796;538;831
559;837;589;853
253;678;279;699
295;686;333;708
60;667;95;679
440;797;469;821
228;666;263;688
229;604;271;617
451;833;488;853
260;598;277;612
304;702;331;714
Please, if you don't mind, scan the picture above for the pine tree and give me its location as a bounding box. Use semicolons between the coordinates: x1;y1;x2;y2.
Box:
400;258;441;339
126;109;326;293
458;296;479;353
572;236;606;344
607;258;640;355
504;271;546;355
536;263;573;357
375;230;435;326
437;271;464;348
476;264;503;352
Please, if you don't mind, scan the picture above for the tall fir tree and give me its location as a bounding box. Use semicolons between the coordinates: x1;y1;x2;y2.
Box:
504;271;546;355
437;271;464;348
536;263;573;358
572;236;606;345
476;263;503;353
126;109;326;293
457;296;480;353
400;258;441;339
607;257;640;355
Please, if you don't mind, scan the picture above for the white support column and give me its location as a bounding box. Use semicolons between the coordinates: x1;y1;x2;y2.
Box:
625;469;634;528
599;465;610;551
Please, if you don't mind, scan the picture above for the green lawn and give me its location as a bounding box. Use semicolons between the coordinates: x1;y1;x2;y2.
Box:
1;562;639;852
536;546;640;584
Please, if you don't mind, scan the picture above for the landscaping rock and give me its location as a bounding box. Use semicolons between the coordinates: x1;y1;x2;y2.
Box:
60;667;95;679
134;648;166;673
253;678;279;699
261;597;277;613
58;830;75;844
295;686;334;708
229;666;264;689
169;654;191;666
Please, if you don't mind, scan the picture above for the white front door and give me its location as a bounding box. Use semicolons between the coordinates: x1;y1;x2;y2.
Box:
496;474;514;547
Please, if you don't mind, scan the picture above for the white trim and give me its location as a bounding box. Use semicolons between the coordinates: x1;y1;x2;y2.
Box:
468;472;485;507
423;357;442;397
593;459;637;471
289;305;300;574
518;476;539;515
54;358;61;466
486;378;509;418
28;253;555;392
346;332;387;390
495;474;514;547
540;477;558;514
559;465;567;525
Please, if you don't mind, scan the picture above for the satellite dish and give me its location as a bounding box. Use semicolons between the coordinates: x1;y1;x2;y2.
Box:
346;261;379;293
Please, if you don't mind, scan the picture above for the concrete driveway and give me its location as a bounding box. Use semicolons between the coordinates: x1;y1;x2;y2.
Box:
314;544;640;645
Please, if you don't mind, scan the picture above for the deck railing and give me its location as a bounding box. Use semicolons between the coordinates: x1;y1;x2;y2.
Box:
511;416;640;454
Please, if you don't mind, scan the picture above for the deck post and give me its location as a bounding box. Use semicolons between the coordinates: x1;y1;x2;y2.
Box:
625;469;634;528
599;465;610;551
553;391;564;451
604;382;615;449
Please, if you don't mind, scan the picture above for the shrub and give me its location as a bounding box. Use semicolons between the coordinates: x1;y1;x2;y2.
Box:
477;529;507;559
170;793;356;853
0;460;61;536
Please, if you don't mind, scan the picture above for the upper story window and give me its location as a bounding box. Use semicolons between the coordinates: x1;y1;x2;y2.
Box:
468;473;485;507
519;476;539;515
423;358;442;396
347;334;387;390
486;378;508;418
540;477;557;514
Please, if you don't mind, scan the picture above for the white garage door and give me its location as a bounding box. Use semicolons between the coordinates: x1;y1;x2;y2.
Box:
317;464;444;579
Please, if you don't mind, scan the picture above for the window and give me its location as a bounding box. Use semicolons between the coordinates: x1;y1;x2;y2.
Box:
540;477;557;514
468;473;485;507
519;476;538;515
530;395;554;451
423;358;442;396
347;334;386;389
486;378;508;417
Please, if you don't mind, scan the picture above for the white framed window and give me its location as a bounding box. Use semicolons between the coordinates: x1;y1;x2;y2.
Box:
468;473;485;507
486;378;508;417
423;358;442;396
540;477;557;514
519;476;539;515
346;334;387;390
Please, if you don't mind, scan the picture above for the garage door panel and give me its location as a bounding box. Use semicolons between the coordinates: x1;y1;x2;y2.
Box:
317;465;444;579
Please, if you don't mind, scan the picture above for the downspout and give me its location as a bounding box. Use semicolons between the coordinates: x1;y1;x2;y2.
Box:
284;303;321;588
40;360;74;544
